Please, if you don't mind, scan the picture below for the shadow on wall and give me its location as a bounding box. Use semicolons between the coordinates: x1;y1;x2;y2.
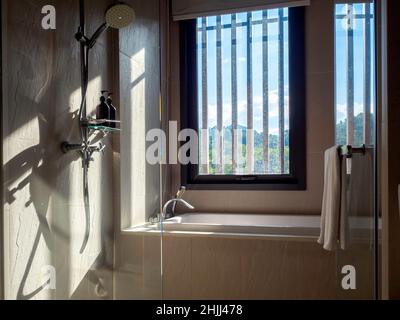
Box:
119;0;161;229
3;55;79;299
2;0;113;300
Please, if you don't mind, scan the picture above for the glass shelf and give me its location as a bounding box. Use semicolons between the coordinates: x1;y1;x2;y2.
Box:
87;125;121;133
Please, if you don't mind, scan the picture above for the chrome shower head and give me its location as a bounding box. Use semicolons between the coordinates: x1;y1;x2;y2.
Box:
105;3;135;29
82;2;135;48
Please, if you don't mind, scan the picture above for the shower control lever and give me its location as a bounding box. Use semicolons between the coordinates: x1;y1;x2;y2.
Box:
61;141;106;155
61;142;84;154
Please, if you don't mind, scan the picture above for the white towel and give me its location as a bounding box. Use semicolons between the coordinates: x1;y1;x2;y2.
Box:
318;146;341;251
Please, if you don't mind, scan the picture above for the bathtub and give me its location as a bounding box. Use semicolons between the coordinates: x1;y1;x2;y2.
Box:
124;213;375;241
120;213;338;299
161;213;321;238
121;213;376;299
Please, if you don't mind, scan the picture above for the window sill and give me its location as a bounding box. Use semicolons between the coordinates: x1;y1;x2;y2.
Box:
183;182;306;191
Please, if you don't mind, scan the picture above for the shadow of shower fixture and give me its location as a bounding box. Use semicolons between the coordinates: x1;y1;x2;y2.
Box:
60;1;135;254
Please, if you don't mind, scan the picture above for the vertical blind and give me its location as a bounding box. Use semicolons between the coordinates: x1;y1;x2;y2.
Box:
172;0;310;21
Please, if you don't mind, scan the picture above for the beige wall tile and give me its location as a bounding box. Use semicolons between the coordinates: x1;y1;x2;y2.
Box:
161;235;336;300
162;236;192;300
114;235;145;300
306;0;335;75
118;0;161;229
114;0;163;300
306;72;335;154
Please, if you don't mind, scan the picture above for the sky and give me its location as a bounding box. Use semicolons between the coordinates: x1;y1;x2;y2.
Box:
196;3;375;135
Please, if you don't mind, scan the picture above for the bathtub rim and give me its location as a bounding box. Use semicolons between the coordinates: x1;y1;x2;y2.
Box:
121;212;378;244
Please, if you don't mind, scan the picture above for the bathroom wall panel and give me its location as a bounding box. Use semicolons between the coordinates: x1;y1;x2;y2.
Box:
162;235;336;300
114;234;162;300
114;0;163;300
162;236;192;300
2;0;115;300
118;0;161;229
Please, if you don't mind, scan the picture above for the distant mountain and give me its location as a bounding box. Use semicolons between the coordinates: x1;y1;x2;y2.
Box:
206;125;290;174
208;125;289;150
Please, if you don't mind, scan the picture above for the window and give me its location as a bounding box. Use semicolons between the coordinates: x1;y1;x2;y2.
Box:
335;2;376;146
180;7;306;190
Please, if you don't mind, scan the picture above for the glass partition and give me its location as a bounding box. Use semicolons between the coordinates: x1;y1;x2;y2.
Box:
335;1;377;299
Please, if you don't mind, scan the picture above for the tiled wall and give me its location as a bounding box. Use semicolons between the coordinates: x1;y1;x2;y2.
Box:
117;234;336;300
162;235;336;300
2;0;114;299
114;234;162;300
118;0;161;230
114;0;163;299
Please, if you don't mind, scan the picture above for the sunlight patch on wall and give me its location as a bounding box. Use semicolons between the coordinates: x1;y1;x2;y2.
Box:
130;48;147;227
120;47;147;228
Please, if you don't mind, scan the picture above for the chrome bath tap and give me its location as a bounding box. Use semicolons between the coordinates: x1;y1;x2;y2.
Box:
162;199;195;220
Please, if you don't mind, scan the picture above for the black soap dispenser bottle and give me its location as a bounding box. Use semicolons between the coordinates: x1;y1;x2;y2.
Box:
106;93;117;129
96;91;110;126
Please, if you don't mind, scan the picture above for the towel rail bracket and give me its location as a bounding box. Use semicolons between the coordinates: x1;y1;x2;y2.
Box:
339;145;368;159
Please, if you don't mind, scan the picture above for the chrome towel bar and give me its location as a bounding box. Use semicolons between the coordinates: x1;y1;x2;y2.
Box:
339;144;372;158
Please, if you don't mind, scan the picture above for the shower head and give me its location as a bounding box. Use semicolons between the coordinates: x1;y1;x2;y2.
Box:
105;3;135;29
83;3;135;48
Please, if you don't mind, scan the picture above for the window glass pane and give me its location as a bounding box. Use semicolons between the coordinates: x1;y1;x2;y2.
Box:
197;7;290;175
335;2;376;146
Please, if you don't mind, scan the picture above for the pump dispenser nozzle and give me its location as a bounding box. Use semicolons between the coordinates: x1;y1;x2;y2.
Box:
106;92;117;128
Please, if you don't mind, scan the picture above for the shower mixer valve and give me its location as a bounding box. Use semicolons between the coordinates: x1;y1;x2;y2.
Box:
61;141;106;167
61;141;105;153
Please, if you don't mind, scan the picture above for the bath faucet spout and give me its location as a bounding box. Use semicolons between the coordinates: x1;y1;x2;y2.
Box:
162;199;195;220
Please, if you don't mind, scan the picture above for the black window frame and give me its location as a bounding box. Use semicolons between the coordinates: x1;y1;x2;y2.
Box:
180;7;306;191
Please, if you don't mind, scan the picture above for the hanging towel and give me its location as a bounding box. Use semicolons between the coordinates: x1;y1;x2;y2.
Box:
318;146;341;251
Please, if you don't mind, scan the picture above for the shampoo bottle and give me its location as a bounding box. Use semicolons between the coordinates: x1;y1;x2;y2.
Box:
96;91;110;126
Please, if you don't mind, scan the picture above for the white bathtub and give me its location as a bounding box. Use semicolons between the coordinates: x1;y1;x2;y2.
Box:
124;213;376;241
162;213;321;238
